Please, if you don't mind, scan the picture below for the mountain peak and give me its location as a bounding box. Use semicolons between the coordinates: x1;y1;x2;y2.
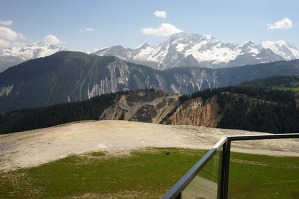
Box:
261;40;299;60
0;42;68;72
244;40;255;45
136;43;150;49
93;32;299;70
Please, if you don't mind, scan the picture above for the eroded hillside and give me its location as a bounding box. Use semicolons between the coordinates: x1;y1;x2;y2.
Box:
1;87;299;134
100;90;221;127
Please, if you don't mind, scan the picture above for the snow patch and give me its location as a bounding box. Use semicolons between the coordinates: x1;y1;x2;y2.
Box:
0;85;13;97
171;84;180;93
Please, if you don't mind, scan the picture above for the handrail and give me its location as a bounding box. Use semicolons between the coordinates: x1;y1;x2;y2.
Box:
226;133;299;141
162;133;299;199
162;137;227;199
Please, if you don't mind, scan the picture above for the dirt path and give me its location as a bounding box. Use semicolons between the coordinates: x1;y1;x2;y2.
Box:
0;120;298;171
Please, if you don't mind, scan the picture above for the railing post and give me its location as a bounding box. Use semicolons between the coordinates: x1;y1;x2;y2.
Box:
219;138;231;199
175;193;181;199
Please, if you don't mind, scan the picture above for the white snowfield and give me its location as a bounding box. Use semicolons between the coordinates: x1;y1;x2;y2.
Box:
0;120;298;172
96;32;299;69
0;42;67;60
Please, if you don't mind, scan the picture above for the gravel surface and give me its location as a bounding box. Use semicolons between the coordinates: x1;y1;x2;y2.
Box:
0;120;298;171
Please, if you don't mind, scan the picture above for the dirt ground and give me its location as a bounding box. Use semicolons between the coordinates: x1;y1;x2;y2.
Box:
0;120;298;171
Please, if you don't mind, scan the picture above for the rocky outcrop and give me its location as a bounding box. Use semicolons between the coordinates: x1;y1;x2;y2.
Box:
163;96;220;127
99;91;181;123
100;90;221;128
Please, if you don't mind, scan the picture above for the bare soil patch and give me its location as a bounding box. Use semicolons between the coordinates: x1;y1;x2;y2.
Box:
0;120;298;171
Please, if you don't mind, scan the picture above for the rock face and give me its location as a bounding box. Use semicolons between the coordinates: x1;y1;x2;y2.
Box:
100;91;181;123
100;90;220;127
164;96;220;127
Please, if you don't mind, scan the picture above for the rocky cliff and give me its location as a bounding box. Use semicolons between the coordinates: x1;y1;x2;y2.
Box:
100;90;220;127
100;91;180;123
163;96;220;127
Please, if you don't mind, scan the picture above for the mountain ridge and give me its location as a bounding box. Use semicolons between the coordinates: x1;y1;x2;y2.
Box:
95;32;299;70
1;32;299;72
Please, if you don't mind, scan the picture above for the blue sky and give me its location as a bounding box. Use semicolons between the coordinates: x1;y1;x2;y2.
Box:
1;0;298;51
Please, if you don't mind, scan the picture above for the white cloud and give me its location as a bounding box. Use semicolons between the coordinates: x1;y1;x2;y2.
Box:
0;26;26;49
0;27;19;41
154;10;167;19
85;28;94;32
142;23;183;37
0;20;13;26
0;39;10;48
78;28;94;32
267;17;293;30
43;34;61;44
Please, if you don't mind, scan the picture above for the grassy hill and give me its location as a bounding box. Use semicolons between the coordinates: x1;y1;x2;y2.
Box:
1;85;299;134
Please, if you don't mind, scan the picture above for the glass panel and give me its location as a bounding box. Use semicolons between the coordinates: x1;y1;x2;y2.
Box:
228;138;299;199
181;147;223;199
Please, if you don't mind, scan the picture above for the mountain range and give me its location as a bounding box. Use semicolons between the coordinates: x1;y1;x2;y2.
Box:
1;32;299;73
0;51;299;112
0;42;67;72
95;32;299;70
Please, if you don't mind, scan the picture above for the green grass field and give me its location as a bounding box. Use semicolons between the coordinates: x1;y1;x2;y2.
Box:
228;152;299;199
0;148;206;199
0;148;298;199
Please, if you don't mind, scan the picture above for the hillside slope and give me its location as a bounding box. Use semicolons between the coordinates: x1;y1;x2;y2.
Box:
1;87;298;134
1;51;299;113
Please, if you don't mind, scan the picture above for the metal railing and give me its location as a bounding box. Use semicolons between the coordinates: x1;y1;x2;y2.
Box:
162;133;299;199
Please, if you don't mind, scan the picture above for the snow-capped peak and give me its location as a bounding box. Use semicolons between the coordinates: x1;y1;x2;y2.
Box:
0;42;69;72
136;43;150;49
261;40;299;60
243;40;255;46
95;32;299;70
0;42;68;60
168;32;216;44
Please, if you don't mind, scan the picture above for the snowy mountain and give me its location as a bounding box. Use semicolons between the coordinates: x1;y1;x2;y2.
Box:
95;32;299;70
0;42;68;72
261;40;299;60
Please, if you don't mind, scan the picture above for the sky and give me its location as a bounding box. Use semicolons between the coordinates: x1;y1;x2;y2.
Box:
0;0;299;52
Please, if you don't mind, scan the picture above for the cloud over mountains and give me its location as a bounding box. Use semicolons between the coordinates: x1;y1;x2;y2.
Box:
267;17;293;30
142;23;183;37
